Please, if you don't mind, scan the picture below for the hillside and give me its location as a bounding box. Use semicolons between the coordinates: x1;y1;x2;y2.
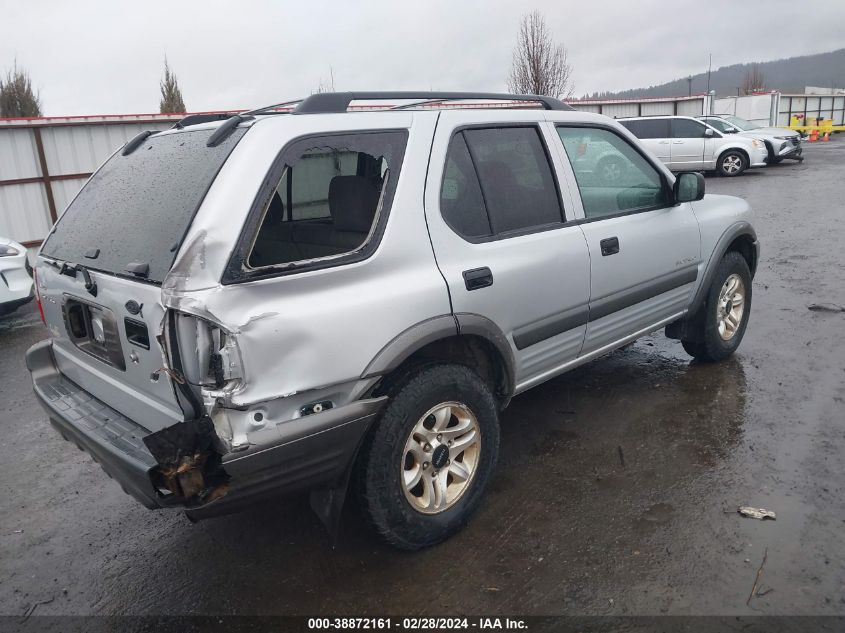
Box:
588;48;845;99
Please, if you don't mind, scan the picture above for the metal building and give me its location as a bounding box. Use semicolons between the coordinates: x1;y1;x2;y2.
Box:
567;94;713;119
0;113;189;246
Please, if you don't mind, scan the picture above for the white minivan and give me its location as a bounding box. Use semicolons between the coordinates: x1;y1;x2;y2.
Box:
619;116;768;177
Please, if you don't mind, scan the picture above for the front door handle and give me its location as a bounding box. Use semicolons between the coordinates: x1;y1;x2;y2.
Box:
600;237;620;256
463;267;493;291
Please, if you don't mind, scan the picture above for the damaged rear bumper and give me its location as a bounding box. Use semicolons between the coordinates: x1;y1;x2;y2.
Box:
26;339;386;516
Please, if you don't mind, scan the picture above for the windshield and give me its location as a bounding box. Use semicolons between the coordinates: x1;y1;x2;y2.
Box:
704;118;734;133
723;116;760;131
41;127;246;283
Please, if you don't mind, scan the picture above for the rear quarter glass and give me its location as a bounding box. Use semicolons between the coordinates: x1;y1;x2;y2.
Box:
41;127;246;283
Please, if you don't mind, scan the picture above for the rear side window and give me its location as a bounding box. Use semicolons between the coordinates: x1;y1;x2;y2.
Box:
41;128;246;283
439;126;563;240
244;131;407;271
440;134;492;238
671;119;708;138
620;118;670;139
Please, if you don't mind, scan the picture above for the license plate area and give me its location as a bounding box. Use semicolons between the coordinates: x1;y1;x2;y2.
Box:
62;296;126;371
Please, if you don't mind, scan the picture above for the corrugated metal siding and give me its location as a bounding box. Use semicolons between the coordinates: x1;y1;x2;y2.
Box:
0;182;50;242
569;103;601;114
0;128;40;180
640;101;674;116
602;103;639;119
51;177;92;216
676;99;706;116
0;116;182;243
41;122;171;175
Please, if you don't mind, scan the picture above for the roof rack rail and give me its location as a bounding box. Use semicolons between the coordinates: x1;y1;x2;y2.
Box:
243;99;304;117
121;130;157;156
174;112;237;129
292;91;573;114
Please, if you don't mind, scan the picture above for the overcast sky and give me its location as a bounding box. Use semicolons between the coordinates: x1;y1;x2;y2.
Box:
2;0;844;116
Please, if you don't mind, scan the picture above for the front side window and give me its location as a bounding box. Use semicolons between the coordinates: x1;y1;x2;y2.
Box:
557;126;668;219
671;119;708;139
246;131;406;270
439;126;563;240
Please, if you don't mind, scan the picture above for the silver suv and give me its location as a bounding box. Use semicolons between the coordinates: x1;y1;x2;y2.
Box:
698;115;803;164
26;92;759;549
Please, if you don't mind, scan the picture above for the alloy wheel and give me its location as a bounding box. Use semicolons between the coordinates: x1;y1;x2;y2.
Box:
722;154;742;174
401;402;481;514
717;273;746;340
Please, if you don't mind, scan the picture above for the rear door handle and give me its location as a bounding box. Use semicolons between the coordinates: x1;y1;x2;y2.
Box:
600;237;620;256
463;267;493;291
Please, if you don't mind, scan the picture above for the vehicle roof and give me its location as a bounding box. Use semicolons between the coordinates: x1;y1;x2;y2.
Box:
617;115;704;121
159;101;620;139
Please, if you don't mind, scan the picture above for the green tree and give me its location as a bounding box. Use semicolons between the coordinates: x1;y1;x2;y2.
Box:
159;59;186;113
0;61;43;117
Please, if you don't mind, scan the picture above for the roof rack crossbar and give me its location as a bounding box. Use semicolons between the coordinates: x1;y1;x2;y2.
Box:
174;112;237;129
121;130;157;156
293;92;573;114
206;113;253;147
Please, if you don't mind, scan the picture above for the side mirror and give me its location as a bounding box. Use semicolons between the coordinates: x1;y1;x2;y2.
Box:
674;172;705;203
704;128;715;137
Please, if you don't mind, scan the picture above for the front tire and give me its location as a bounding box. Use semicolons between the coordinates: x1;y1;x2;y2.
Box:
718;150;748;177
596;155;627;183
682;251;752;362
360;364;500;550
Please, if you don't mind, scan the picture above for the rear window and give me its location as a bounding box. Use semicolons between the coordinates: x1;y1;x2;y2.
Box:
41;127;245;283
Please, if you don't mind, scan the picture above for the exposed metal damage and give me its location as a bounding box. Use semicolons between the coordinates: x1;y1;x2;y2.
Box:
141;306;242;505
143;416;231;504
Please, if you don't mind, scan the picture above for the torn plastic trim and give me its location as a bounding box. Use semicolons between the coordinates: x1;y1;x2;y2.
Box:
142;416;231;505
140;312;235;504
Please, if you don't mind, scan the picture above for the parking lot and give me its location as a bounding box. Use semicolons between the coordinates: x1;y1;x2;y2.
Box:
1;140;843;618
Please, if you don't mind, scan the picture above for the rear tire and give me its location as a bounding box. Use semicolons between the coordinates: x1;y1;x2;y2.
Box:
360;364;500;550
718;150;748;177
682;251;752;362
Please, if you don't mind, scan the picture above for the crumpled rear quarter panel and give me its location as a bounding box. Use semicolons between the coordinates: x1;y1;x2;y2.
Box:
161;112;450;406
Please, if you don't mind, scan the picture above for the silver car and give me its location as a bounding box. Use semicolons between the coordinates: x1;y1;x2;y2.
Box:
699;115;803;164
26;92;759;549
619;115;769;176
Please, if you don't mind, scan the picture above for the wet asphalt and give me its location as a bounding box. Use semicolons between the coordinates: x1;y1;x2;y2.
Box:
1;141;843;618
